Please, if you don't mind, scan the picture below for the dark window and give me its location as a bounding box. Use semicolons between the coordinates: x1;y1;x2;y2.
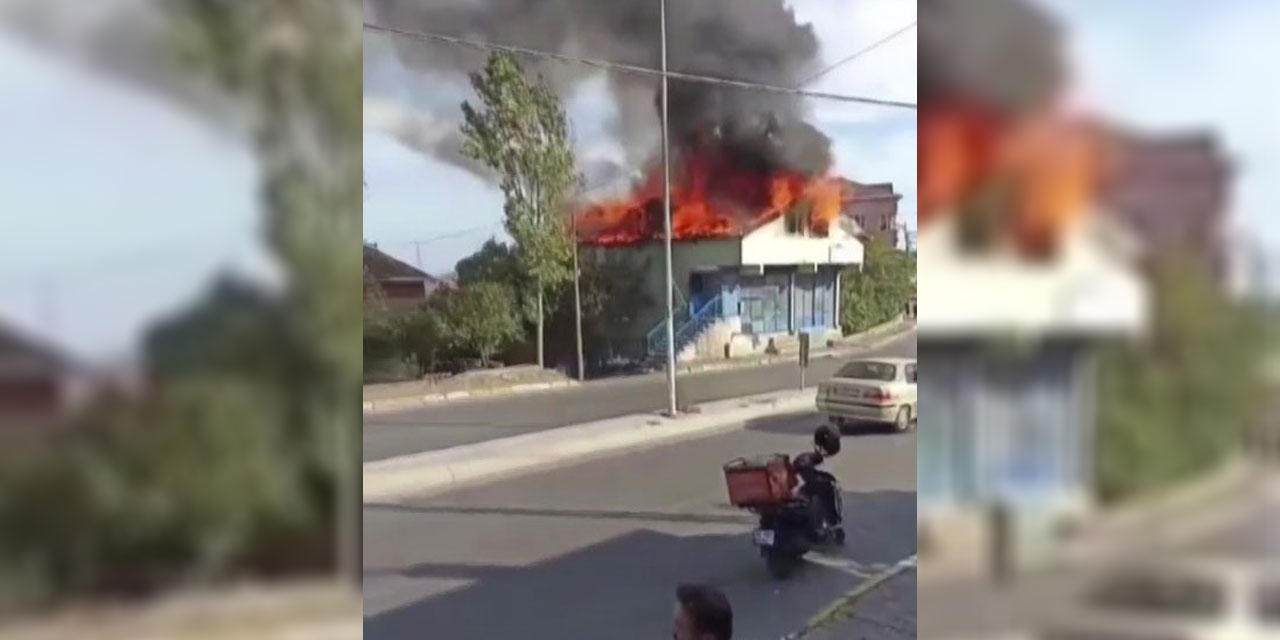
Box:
905;364;917;384
1086;571;1225;618
1257;583;1280;623
836;361;897;382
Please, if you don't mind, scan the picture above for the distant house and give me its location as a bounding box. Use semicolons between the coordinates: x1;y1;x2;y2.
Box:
1100;130;1231;281
0;321;86;426
363;244;443;314
841;181;903;248
581;212;865;362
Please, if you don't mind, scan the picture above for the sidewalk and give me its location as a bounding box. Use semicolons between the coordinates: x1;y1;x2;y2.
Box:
0;581;361;640
364;387;818;503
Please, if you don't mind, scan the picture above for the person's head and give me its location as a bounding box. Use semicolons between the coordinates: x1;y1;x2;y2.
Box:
672;583;732;640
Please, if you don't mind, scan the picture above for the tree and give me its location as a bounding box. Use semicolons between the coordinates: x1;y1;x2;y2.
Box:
460;52;578;369
1095;258;1270;503
840;238;915;334
399;299;449;376
436;283;521;366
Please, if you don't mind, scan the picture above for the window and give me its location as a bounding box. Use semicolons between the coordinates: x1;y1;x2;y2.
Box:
836;361;897;381
905;364;917;384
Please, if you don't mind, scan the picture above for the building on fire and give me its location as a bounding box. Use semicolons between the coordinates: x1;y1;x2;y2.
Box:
578;182;867;363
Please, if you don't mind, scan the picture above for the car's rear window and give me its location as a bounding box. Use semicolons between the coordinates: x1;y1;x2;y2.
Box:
836;361;897;382
1086;571;1226;618
1256;582;1280;623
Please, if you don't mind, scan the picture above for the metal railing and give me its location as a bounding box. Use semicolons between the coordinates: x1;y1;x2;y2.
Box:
647;293;724;357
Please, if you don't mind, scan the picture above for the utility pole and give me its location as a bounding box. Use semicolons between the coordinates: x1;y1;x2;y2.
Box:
572;213;585;381
660;0;678;417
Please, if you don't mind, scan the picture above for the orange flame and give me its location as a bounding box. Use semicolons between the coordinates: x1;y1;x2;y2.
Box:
577;145;850;246
920;100;1107;257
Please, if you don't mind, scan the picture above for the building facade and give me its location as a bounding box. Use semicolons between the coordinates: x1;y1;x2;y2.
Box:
585;216;865;361
363;243;442;314
842;181;902;247
916;214;1148;574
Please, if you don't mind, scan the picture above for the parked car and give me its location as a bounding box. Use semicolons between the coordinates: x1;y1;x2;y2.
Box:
1039;558;1280;640
816;357;917;432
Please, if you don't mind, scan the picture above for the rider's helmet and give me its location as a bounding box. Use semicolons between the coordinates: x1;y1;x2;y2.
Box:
814;425;841;456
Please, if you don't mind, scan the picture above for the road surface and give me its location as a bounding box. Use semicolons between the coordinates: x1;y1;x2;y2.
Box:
363;410;917;639
917;466;1280;639
364;328;917;461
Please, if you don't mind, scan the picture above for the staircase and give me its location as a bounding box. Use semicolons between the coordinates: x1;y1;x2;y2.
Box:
646;294;724;361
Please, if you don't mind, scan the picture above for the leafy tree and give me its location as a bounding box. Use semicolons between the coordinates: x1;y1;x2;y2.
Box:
460;52;578;368
840;237;915;334
454;237;538;323
548;252;653;370
399;299;450;375
436;282;521;366
1095;257;1270;503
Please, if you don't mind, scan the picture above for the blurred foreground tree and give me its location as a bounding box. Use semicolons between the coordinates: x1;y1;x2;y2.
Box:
460;52;577;369
167;0;362;582
840;237;915;334
0;0;363;609
1096;258;1270;503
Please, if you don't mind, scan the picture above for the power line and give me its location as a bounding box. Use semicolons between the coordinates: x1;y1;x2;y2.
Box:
798;20;917;88
363;22;917;110
372;224;503;249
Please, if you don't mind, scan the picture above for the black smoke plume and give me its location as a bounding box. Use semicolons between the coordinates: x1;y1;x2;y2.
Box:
365;0;833;180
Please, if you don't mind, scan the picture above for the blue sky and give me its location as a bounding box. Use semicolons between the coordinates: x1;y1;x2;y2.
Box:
0;33;266;362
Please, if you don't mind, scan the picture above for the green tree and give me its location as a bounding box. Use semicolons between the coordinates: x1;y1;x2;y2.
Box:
840;237;915;334
1095;258;1270;503
460;52;578;369
436;283;521;366
399;299;450;375
548;252;653;370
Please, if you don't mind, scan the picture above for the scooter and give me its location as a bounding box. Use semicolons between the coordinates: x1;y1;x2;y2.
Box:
723;425;845;579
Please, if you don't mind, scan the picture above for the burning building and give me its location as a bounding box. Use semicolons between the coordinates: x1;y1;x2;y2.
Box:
576;141;865;361
916;0;1149;580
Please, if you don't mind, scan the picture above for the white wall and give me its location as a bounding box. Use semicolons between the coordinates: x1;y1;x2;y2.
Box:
739;216;864;267
916;215;1148;337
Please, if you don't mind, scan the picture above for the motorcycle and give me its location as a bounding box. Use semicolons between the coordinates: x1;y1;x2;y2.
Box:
723;425;845;579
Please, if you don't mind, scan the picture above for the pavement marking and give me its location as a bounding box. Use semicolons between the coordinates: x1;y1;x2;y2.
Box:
782;553;917;639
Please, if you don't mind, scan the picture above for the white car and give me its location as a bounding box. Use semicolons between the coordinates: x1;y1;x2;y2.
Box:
816;357;917;432
1040;558;1280;640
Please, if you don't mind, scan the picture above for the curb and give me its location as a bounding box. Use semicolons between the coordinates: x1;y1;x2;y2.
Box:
363;379;580;415
363;388;818;504
1051;458;1256;566
784;555;917;639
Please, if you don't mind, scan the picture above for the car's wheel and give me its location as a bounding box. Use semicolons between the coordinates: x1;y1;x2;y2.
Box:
893;406;911;432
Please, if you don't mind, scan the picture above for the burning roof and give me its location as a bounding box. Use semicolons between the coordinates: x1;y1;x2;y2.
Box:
919;0;1110;260
576;142;853;247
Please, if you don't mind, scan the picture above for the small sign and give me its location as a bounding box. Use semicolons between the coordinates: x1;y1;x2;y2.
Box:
799;333;811;368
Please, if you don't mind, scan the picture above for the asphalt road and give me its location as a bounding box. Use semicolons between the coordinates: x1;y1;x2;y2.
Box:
363;328;917;461
363;410;917;640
